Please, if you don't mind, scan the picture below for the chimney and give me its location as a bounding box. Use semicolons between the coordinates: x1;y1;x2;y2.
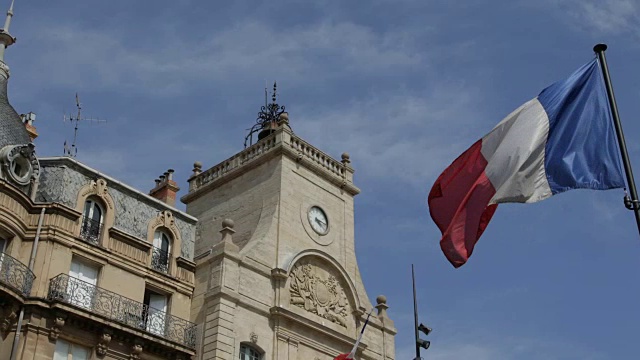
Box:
149;169;180;207
20;112;38;141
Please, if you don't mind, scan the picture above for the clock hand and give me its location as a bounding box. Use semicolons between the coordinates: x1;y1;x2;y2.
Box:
315;218;326;227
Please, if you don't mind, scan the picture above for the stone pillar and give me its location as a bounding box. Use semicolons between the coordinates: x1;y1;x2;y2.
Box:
200;219;240;360
375;295;396;360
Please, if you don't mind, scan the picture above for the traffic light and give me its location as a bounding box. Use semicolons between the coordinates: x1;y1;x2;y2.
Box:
416;323;431;350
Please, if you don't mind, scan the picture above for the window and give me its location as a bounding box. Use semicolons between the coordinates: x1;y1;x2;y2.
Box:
68;257;99;310
0;237;6;253
151;229;171;273
53;339;89;360
144;288;168;336
239;344;262;360
80;199;103;244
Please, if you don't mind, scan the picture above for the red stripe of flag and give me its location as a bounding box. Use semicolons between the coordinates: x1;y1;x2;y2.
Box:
428;140;498;268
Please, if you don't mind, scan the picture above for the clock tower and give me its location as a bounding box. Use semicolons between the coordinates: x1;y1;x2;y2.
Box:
182;87;396;360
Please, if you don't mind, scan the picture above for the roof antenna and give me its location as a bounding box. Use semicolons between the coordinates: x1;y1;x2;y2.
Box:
63;93;107;157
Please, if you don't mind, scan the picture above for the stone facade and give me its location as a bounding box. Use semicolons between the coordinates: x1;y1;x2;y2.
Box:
0;157;198;360
183;121;397;360
0;111;396;360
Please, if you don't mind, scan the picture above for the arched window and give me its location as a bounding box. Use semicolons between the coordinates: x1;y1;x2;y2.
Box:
151;229;172;273
239;344;262;360
80;198;103;244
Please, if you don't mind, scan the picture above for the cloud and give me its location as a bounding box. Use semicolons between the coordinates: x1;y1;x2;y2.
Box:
18;18;426;97
548;0;640;37
292;83;487;188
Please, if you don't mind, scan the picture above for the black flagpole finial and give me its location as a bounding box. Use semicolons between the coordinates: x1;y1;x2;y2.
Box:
593;43;608;53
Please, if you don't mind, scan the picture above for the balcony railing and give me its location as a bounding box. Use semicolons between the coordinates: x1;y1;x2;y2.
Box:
80;216;102;245
151;246;170;273
0;252;35;297
47;274;196;349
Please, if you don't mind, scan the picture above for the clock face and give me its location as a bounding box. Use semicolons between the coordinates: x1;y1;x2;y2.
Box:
308;206;329;235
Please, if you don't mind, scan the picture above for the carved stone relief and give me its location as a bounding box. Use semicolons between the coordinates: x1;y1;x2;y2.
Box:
80;178;114;210
289;260;350;327
0;308;17;334
49;314;66;340
129;342;143;360
96;330;112;357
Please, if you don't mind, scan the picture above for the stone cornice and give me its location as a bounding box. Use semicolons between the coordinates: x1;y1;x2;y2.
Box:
108;227;152;251
182;127;361;203
176;256;196;272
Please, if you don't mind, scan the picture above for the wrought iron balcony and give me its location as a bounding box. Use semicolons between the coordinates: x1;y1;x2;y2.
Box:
80;216;102;245
151;246;170;273
47;274;196;349
0;252;35;297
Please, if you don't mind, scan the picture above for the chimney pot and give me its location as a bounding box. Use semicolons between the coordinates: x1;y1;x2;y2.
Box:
149;169;180;207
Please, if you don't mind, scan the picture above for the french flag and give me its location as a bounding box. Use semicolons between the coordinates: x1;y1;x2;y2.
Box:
428;58;625;268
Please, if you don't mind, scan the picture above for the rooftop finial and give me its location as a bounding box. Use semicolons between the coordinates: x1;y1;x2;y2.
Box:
243;81;288;148
3;0;14;33
0;0;16;65
272;81;277;103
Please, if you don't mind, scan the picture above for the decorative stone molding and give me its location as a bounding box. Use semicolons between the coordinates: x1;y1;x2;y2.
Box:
129;342;143;360
147;211;182;246
289;260;350;327
76;178;116;246
96;330;112;357
146;210;183;275
49;314;66;340
0;143;39;187
79;178;114;210
250;331;258;343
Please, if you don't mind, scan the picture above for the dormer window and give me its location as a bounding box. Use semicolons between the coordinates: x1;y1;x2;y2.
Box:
80;198;103;245
151;229;171;273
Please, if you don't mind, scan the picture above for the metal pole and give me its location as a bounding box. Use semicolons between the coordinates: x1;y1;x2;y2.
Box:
593;44;640;236
412;264;420;360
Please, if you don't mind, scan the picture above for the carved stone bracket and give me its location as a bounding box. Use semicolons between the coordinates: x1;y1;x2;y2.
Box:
129;341;143;360
96;329;112;357
49;314;66;340
0;309;17;334
289;260;350;327
250;331;258;344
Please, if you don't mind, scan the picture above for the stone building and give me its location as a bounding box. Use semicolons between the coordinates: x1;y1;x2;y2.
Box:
0;3;396;360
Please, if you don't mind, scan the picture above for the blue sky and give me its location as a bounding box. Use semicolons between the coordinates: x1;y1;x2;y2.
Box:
7;0;640;359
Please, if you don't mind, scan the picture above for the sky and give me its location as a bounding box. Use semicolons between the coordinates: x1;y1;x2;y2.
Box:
5;0;640;359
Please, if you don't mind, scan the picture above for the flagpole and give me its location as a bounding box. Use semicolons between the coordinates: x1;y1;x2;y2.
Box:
593;44;640;236
412;264;421;360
